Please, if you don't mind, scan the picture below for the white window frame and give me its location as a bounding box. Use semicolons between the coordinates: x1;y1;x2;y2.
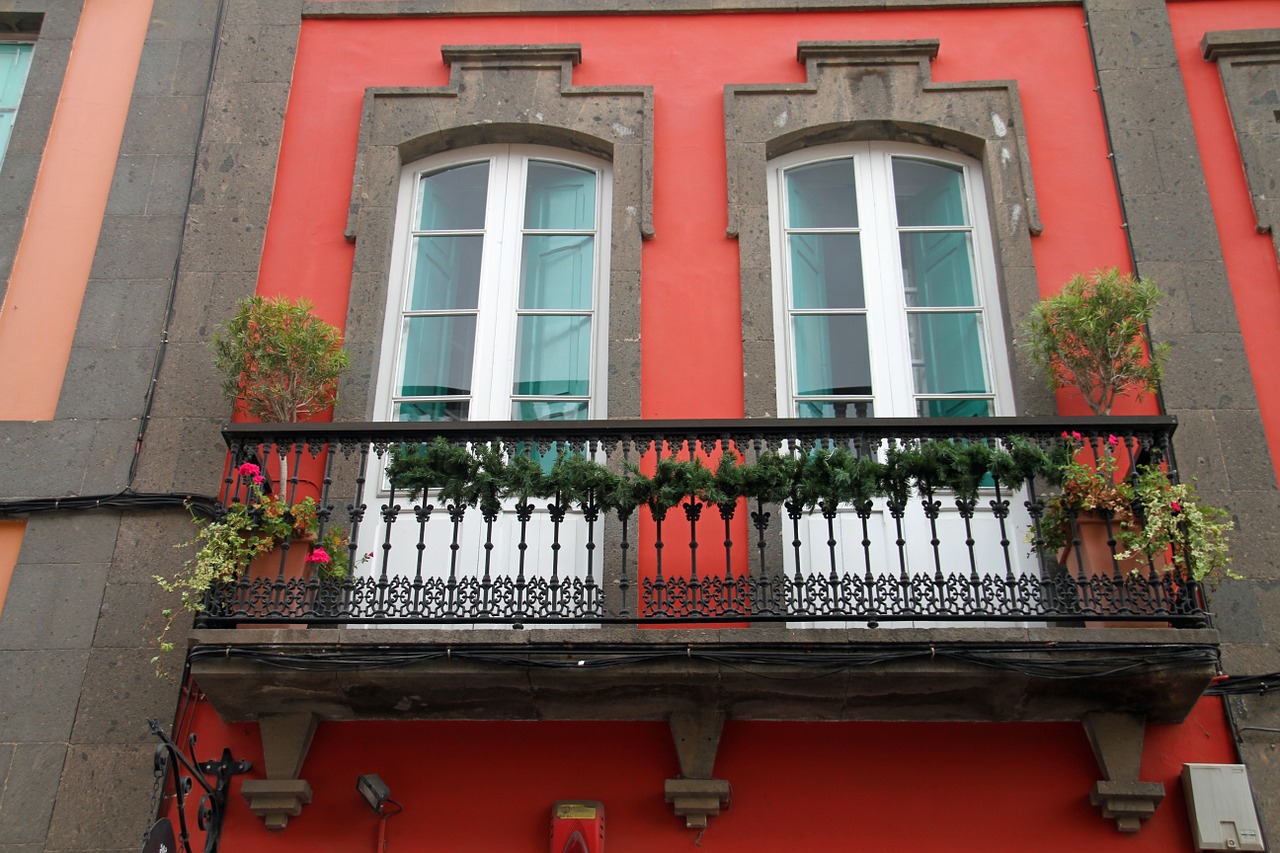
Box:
373;143;613;425
766;141;1014;418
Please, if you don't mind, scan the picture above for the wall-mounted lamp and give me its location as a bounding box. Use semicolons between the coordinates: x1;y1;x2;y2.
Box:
357;774;403;853
357;774;393;814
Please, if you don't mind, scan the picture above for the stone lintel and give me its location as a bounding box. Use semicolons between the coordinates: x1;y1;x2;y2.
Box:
1201;29;1280;61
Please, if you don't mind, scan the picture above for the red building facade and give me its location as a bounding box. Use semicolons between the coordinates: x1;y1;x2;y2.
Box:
2;2;1280;851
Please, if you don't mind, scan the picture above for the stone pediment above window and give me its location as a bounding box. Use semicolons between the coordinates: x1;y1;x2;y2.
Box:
725;39;1042;240
345;43;654;242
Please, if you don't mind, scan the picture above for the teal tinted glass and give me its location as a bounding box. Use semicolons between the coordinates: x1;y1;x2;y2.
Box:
417;162;489;231
798;400;874;418
408;235;482;310
893;158;968;227
399;315;477;396
918;399;992;418
520;235;594;309
790;233;864;309
514;315;591;396
0;44;32;107
0;111;13;165
793;314;871;397
395;401;469;422
900;232;977;307
524;161;595;230
907;313;989;395
513;400;589;421
786;160;857;229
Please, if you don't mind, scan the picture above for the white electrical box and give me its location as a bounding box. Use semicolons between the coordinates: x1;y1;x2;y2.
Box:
1182;763;1265;851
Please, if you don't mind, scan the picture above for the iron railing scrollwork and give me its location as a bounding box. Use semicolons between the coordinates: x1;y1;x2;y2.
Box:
195;416;1209;628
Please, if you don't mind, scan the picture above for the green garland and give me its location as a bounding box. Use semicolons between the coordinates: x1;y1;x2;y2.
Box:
384;437;1063;518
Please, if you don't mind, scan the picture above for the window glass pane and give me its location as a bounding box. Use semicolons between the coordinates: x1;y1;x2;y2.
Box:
790;233;864;309
798;400;874;418
408;235;482;310
0;110;13;164
514;315;591;396
0;44;32;107
520;235;594;309
395;401;470;422
786;160;857;228
893;158;968;227
525;161;596;230
417;162;489;231
900;232;977;307
793;314;871;397
512;401;589;421
399;315;477;396
917;399;991;418
907;313;990;396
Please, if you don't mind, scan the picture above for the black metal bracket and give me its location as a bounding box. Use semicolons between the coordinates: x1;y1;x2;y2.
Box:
149;718;251;853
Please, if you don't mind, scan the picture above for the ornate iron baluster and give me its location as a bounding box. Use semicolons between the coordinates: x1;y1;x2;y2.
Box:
149;719;249;853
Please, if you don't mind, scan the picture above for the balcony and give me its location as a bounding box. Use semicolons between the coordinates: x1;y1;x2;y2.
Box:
186;416;1219;728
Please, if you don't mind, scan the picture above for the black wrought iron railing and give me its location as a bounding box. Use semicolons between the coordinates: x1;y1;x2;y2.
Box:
197;416;1210;628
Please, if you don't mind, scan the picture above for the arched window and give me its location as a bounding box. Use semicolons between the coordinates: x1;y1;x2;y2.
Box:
374;144;612;424
767;142;1013;419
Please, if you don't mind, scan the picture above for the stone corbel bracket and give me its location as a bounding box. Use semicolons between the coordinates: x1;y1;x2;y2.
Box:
1083;711;1165;833
240;712;319;831
664;708;732;829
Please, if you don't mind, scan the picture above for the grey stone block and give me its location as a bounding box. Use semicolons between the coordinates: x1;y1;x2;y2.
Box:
0;650;89;742
89;215;185;281
108;510;200;587
131;39;181;97
178;204;268;275
1208;580;1268;645
0;742;67;845
72;279;171;349
104;156;157;216
56;347;157;421
71;649;180;744
173;38;217;96
128;417;226;495
93;582;181;650
0;421;101;500
18;515;121;567
0;563;108;650
118;95;206;158
45;744;158;852
81;418;146;496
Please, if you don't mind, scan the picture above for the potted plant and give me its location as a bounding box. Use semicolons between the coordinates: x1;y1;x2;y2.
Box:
1039;432;1235;585
154;462;347;671
212;294;351;490
1021;268;1169;415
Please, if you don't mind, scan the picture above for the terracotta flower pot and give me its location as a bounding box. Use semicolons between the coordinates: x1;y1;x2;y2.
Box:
242;534;316;627
1058;514;1170;627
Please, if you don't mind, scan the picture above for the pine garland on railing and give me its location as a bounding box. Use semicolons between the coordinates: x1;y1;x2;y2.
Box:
383;436;1066;518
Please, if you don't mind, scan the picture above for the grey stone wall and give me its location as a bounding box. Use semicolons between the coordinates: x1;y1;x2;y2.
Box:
1084;0;1280;842
0;1;236;850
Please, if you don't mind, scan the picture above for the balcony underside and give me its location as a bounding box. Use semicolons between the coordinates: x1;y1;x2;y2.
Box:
187;625;1219;726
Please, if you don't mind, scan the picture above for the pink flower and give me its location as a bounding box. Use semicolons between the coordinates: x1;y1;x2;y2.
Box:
237;462;261;478
306;547;331;564
1071;431;1082;441
1170;501;1182;512
1107;434;1119;447
253;474;264;485
1061;431;1070;439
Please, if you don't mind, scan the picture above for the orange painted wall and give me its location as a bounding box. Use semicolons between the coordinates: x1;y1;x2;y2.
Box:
1168;0;1280;481
0;519;26;616
258;7;1131;420
174;693;1235;852
0;0;155;419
